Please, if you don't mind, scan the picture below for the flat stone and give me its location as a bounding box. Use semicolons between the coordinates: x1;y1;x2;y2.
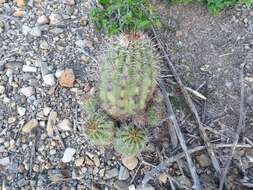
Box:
118;165;129;180
105;168;119;179
19;86;34;97
62;147;76;163
22;65;37;73
22;119;39;133
59;68;75;88
43;74;55;86
47;110;57;136
13;10;25;17
121;156;138;170
57;119;72;131
37;15;49;25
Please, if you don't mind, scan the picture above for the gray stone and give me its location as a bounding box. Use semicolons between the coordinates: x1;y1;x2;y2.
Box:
62;148;76;163
136;184;155;190
19;86;34;97
49;14;62;25
40;62;49;76
118;165;129;180
0;85;5;94
30;27;42;37
22;25;31;35
105;168;119;179
22;65;37;73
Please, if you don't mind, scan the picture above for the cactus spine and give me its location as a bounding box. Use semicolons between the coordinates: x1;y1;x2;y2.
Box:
99;33;158;119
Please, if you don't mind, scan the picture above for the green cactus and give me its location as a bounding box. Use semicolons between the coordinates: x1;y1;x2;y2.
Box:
83;95;99;113
84;114;114;145
99;34;158;119
114;125;146;156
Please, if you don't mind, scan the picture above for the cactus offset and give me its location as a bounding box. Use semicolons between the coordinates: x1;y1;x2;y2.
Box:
99;33;158;119
114;126;146;156
84;114;114;145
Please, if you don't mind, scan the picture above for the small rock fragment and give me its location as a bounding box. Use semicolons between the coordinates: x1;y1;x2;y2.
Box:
22;65;37;73
75;157;84;167
30;27;42;37
59;69;75;88
17;106;26;116
62;0;75;5
118;165;129;180
105;168;119;179
128;185;136;190
37;15;49;25
16;0;25;7
0;157;10;166
43;107;51;116
19;86;34;97
136;184;155;190
40;40;49;50
58;119;72;131
196;154;211;167
43;74;55;86
158;173;168;184
22;25;31;35
8;117;16;124
62;148;76;163
49;14;62;25
121;156;138;170
22;119;38;133
0;85;5;94
0;0;6;5
55;70;64;78
47;111;57;136
13;10;25;17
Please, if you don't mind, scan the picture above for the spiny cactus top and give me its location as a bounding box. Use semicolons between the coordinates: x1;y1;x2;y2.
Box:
99;33;158;119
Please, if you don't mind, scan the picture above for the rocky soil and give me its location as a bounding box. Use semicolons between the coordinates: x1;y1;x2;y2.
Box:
0;0;253;190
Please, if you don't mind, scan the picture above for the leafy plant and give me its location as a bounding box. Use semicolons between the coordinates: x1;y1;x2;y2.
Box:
90;0;161;36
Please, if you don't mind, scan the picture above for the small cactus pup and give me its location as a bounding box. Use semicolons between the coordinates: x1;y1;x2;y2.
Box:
99;33;159;120
83;94;99;114
114;125;146;156
84;114;115;146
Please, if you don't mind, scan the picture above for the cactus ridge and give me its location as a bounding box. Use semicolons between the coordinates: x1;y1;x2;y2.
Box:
85;114;114;145
99;34;158;119
114;126;146;156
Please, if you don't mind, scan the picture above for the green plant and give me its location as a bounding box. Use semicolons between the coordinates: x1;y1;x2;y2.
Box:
99;33;158;120
90;0;161;36
114;126;146;156
83;95;99;113
84;114;114;145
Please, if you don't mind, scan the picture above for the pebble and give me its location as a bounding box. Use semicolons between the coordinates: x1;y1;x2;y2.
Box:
118;165;129;180
0;0;6;4
0;85;5;94
105;168;119;179
40;62;49;76
22;65;37;73
55;70;64;78
17;106;26;116
158;173;168;184
22;119;39;133
37;15;49;25
16;0;25;7
121;156;138;170
0;157;10;166
128;185;136;190
49;14;62;25
196;154;211;167
59;68;75;88
8;117;16;124
19;86;34;97
57;119;72;131
62;0;75;5
43;107;51;116
75;39;93;48
75;157;84;167
40;40;49;50
22;25;31;35
47;110;57;136
43;74;55;86
93;156;100;167
30;27;42;37
62;147;76;163
13;10;25;17
136;184;155;190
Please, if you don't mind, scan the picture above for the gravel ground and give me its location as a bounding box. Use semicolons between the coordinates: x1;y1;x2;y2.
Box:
0;0;253;190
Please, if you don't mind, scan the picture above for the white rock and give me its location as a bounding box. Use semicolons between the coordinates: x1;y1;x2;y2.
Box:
55;70;64;78
0;157;10;166
43;74;55;86
121;156;138;170
22;65;37;73
62;0;75;5
128;185;136;190
6;69;13;78
22;25;31;35
40;40;49;50
19;87;34;97
49;14;62;25
43;107;51;116
30;27;42;37
58;119;72;131
17;107;26;116
37;15;49;25
75;39;93;48
62;148;76;163
0;85;5;94
118;165;129;180
75;157;84;167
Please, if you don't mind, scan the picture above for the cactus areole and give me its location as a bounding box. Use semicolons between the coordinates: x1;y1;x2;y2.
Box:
99;33;158;119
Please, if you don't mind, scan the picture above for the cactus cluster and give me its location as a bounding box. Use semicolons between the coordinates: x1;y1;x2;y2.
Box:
82;33;162;156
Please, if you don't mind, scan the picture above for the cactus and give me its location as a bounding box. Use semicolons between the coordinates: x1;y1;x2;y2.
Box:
114;125;146;156
84;114;114;145
83;95;99;113
99;33;158;119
